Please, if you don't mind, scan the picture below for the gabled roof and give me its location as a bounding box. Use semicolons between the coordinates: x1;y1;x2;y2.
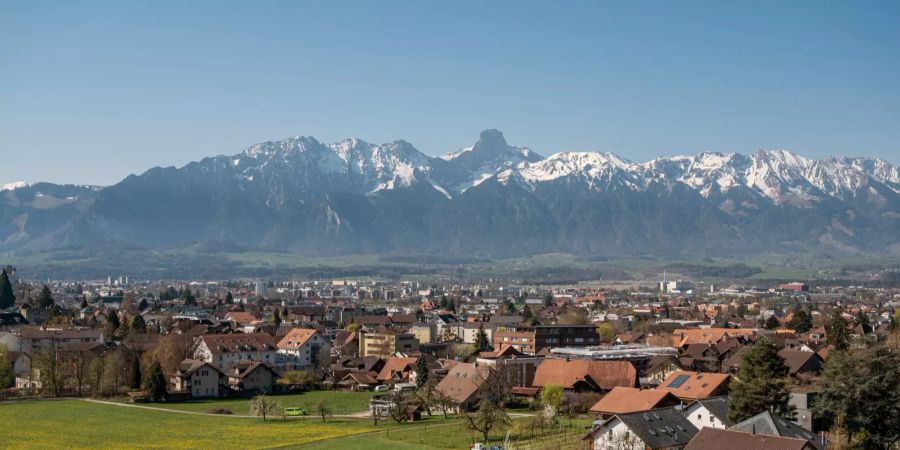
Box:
226;360;276;379
777;349;822;375
672;328;755;347
434;362;491;404
589;387;681;415
199;333;276;354
587;406;698;448
532;359;637;391
176;358;223;378
685;396;733;427
477;346;524;359
730;411;823;450
20;327;103;340
685;428;816;450
656;371;731;400
277;327;321;350
225;311;258;325
376;357;418;382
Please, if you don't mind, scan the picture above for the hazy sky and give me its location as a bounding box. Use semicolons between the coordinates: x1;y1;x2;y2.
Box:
2;1;899;185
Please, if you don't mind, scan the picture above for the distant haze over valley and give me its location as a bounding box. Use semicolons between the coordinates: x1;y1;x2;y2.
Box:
2;130;899;263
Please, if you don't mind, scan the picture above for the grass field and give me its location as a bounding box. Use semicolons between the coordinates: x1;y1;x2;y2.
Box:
0;399;592;449
143;390;377;415
0;400;377;449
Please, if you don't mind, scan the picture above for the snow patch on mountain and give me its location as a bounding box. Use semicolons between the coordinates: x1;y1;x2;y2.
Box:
1;180;28;191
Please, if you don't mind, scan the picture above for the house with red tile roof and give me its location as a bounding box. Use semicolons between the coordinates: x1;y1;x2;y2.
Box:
193;333;277;371
589;387;681;417
276;327;331;371
531;359;638;393
655;370;731;401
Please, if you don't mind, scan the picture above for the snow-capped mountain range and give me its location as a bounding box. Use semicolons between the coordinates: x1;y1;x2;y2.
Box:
2;130;898;258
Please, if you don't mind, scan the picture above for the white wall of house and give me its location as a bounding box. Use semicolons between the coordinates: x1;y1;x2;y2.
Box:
461;326;493;345
194;342;275;371
233;367;274;393
277;334;331;370
177;366;221;398
591;420;647;450
684;403;727;430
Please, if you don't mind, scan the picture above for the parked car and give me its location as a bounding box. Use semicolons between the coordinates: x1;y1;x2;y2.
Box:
284;407;308;416
373;385;390;392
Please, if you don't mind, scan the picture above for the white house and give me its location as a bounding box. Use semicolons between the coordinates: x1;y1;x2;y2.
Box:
584;407;698;450
276;327;331;371
192;333;276;371
171;359;224;398
683;396;733;431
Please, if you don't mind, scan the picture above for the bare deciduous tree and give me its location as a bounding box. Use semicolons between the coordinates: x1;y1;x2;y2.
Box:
250;395;281;421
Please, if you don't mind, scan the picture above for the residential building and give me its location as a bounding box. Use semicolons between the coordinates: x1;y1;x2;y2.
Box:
359;331;419;358
171;359;224;398
729;411;824;450
589;387;681;418
656;371;731;401
434;362;492;411
532;359;637;393
193;333;277;371
18;328;104;355
224;360;276;394
685;428;817;450
493;324;600;354
583;406;699;450
683;396;733;430
276;327;331;370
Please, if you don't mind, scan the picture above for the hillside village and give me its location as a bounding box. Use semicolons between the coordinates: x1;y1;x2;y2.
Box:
2;264;900;449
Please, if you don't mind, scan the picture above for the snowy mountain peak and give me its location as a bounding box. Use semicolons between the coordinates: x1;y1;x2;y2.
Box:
1;180;28;191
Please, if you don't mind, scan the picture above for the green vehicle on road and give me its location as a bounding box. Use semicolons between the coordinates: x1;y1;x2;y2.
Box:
284;407;309;416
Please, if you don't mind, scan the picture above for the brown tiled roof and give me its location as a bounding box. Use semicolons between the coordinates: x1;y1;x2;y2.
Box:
227;360;276;379
777;349;822;375
532;359;637;391
376;357;418;381
277;327;320;350
656;370;731;400
671;328;755;347
225;311;258;325
589;387;680;414
199;333;276;353
685;428;815;450
20;327;103;340
434;362;491;404
177;358;223;377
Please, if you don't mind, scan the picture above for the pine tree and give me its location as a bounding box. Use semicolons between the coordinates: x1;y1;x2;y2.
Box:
0;270;14;309
728;337;794;423
522;305;533;322
226;291;234;304
143;359;167;401
764;314;780;330
130;356;142;389
131;314;146;333
108;311;121;329
138;298;148;311
474;323;491;353
415;356;428;387
828;310;850;351
36;285;55;309
80;297;88;309
182;287;197;307
273;308;282;328
788;309;812;333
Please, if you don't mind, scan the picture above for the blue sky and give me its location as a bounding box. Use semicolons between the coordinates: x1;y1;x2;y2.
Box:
2;1;898;185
